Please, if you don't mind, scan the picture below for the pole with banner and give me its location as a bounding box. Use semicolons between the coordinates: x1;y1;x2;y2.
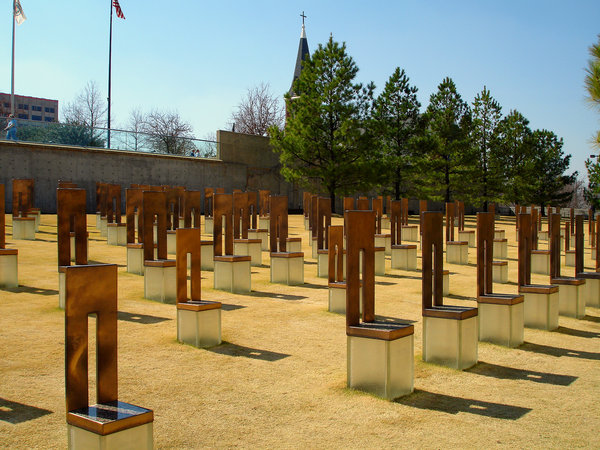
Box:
11;0;27;115
107;0;125;149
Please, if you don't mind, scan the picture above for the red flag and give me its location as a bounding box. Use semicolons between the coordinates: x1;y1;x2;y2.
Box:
112;0;125;19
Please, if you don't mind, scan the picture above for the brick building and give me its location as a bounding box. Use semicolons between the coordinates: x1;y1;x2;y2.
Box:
0;93;58;123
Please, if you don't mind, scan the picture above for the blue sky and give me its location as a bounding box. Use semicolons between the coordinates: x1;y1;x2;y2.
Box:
2;1;599;178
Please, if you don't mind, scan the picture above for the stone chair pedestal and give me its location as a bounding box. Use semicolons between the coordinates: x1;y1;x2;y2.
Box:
493;238;508;259
126;244;144;275
492;260;508;283
390;244;417;271
99;216;108;237
328;281;362;314
538;230;548;241
12;217;36;240
177;301;222;348
577;272;600;307
144;260;176;303
285;237;302;253
248;229;269;251
565;250;576;267
311;237;318;259
457;230;476;248
70;233;89;262
519;285;559;330
443;270;450;296
270;252;304;285
204;217;214;234
214;255;251;293
258;216;270;231
422;307;478;370
531;250;550;275
233;239;263;266
374;234;391;255
446;241;469;264
381;216;390;230
167;230;177;254
29;208;41;231
107;223;127;246
494;229;505;240
95;212;101;229
478;294;524;348
200;241;214;271
551;277;586;319
67;401;153;450
401;225;418;242
0;248;18;288
347;324;414;400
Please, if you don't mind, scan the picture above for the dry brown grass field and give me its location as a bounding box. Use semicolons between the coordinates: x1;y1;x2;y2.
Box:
1;213;599;449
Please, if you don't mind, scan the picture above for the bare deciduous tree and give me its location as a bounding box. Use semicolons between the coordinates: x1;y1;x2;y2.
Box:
125;107;146;151
141;109;194;155
229;83;285;136
62;80;107;129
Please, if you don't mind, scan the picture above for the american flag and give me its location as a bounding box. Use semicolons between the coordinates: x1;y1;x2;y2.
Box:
112;0;125;19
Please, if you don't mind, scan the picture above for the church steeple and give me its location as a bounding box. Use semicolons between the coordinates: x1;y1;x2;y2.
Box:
289;12;310;96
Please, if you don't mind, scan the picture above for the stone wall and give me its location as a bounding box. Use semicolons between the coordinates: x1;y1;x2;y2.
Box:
0;130;300;213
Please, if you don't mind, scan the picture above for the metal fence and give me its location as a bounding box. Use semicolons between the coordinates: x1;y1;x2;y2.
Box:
2;121;219;159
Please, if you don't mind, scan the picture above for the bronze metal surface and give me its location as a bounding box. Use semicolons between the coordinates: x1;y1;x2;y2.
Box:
356;197;369;210
390;200;402;246
165;186;184;230
57;188;87;267
12;178;34;218
182;190;201;228
126;188;143;244
343;197;355;212
328;225;344;284
445;202;455;242
419;199;427;234
531;208;539;250
422;306;478;320
570;208;575;235
269;196;288;253
476;212;494;298
259;190;270;216
65;264;118;414
518;284;558;294
233;192;250;239
565;221;570;252
105;184;121;224
549;213;561;278
575;215;585;276
456;201;465;231
310;195;318;237
58;181;78;188
345;210;376;328
303;192;311;218
421;211;444;312
317;197;331;251
176;228;202;303
204;188;215;218
247;191;258;229
372;197;383;234
518;213;532;287
213;193;234;256
142;191;167;261
66;400;153;436
401;198;409;226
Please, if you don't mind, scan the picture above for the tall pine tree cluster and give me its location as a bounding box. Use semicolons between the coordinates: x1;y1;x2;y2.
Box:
270;37;576;212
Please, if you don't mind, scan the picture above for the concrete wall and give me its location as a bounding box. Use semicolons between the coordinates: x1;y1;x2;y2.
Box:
0;130;300;213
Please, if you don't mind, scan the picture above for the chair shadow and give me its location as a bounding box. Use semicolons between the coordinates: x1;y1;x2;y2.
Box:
248;290;307;301
375;281;396;286
2;284;58;296
88;259;126;268
395;389;531;420
221;303;246;311
520;341;600;360
581;314;600;323
383;273;421;281
0;398;53;424
446;294;476;302
555;326;600;339
374;314;417;325
299;282;327;290
304;260;317;265
208;341;290;362
467;361;577;386
117;311;171;324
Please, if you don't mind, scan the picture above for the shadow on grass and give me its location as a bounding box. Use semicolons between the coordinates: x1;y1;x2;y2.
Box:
118;311;171;324
375;281;396;286
374;314;417;324
88;260;125;268
581;314;600;323
0;398;53;424
555;326;600;339
221;303;246;311
299;282;327;290
446;294;476;302
383;273;421;281
467;361;577;386
520;342;600;360
248;290;307;301
396;389;531;420
208;341;290;362
2;284;58;296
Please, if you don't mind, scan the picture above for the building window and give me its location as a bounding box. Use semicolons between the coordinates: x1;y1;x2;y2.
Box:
45;107;55;113
31;105;42;112
44;117;54;122
31;115;42;121
18;113;28;119
18;104;23;109
23;104;28;110
3;102;9;108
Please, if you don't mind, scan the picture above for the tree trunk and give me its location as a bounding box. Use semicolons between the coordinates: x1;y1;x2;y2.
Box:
329;187;336;214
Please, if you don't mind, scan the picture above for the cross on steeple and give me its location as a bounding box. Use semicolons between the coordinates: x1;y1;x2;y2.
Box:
300;11;306;25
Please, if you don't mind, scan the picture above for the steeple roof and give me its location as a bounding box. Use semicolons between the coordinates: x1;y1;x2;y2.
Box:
289;17;310;96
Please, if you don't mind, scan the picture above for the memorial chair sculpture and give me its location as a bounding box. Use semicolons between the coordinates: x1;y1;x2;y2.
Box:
421;211;478;370
574;215;600;308
390;200;417;271
12;178;36;240
213;193;252;293
247;191;270;251
258;189;271;230
125;188;145;275
203;187;224;234
57;188;88;309
549;213;586;319
400;198;418;242
456;201;475;248
345;210;414;400
327;224;349;313
0;184;18;288
165;186;185;254
373;197;391;255
477;212;524;347
232;191;263;266
176;227;222;348
518;213;559;330
315;197;333;277
106;184;126;246
269;195;304;285
65;264;153;448
142;191;177;303
352;197;386;276
445;202;469;265
183;190;214;271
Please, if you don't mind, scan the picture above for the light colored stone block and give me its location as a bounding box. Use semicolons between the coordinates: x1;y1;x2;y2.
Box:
443;271;449;296
204;217;213;234
531;251;550;275
100;216;107;237
347;334;414;400
59;271;65;309
259;216;270;231
248;229;269;251
167;230;177;254
494;229;505;240
304;216;309;230
0;251;18;288
126;245;144;275
458;230;476;248
95;212;101;229
381;216;390;230
478;300;524;348
493;239;508;259
375;234;391;255
311;238;318;259
214;258;251;293
317;251;329;278
286;238;302;253
29;209;40;231
270;253;304;285
67;422;153;450
446;242;468;265
70;235;89;262
521;289;559;330
583;277;600;307
422;315;478;370
374;248;386;276
144;263;177;303
401;225;418;242
107;223;127;246
12;217;36;240
391;245;417;271
177;307;221;348
539;230;548;241
233;240;263;266
556;282;586;319
200;242;214;271
492;261;508;283
328;283;362;314
565;250;575;267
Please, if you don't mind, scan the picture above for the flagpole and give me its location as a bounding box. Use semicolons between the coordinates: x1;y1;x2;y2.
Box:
11;0;16;114
107;0;113;148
